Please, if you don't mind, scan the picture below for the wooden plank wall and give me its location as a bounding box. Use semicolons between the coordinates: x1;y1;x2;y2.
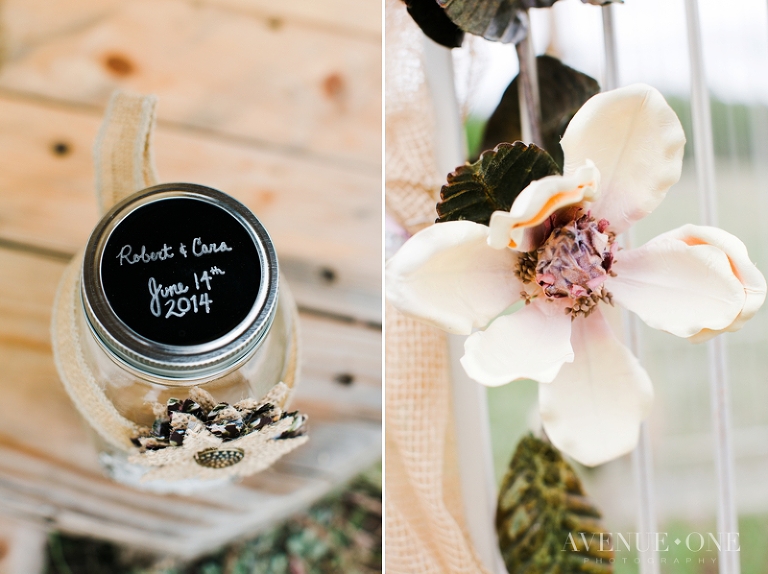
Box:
0;0;381;559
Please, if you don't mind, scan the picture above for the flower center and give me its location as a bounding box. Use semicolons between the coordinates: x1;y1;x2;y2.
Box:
515;213;616;318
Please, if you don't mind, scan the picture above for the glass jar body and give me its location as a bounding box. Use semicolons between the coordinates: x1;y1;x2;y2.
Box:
77;279;298;492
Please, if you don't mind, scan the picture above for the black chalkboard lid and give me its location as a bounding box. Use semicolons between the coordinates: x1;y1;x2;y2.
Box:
80;183;279;385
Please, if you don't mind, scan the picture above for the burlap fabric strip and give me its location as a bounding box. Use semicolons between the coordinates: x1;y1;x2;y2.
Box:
385;2;491;572
51;92;301;479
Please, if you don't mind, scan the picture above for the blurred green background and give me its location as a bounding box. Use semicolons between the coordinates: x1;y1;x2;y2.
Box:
44;463;381;574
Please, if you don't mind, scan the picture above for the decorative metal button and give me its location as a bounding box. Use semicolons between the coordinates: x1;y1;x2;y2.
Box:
194;447;245;469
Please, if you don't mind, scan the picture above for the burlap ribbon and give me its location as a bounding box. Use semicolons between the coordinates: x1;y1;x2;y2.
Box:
385;2;491;572
51;92;299;468
51;92;161;452
93;92;160;214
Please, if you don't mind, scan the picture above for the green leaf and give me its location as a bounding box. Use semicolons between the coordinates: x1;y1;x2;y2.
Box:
481;55;600;168
436;141;560;225
438;0;559;43
496;435;614;574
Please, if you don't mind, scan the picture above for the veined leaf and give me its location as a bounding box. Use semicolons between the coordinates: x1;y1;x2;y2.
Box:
496;435;614;574
436;142;560;225
404;0;465;48
437;0;559;43
423;0;623;45
481;55;600;168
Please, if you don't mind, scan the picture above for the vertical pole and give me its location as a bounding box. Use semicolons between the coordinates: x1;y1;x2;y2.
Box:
601;5;619;91
631;423;660;574
422;37;508;574
683;1;740;573
602;5;660;573
516;25;542;146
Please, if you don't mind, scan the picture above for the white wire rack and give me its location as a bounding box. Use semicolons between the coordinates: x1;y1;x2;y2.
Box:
684;1;741;572
421;2;747;573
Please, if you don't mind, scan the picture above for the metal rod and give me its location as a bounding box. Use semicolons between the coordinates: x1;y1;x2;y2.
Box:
602;5;660;572
516;26;542;146
601;4;619;91
684;0;719;227
631;424;660;574
683;0;740;572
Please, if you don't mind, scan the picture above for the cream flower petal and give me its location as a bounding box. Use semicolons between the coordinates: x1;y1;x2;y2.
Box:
488;161;600;252
386;220;522;334
539;308;654;467
561;84;686;234
605;232;746;338
657;225;767;343
460;300;574;386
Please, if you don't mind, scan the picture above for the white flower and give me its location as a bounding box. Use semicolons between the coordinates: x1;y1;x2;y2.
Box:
386;84;766;467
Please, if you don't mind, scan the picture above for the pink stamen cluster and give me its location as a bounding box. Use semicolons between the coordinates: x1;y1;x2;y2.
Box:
536;213;614;299
516;212;616;318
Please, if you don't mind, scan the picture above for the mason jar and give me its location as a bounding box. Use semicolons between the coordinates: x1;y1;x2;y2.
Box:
60;183;299;493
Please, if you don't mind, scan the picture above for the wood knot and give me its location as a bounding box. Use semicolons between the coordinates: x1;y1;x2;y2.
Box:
319;267;336;283
334;373;354;386
322;73;345;100
104;53;135;76
51;141;71;157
